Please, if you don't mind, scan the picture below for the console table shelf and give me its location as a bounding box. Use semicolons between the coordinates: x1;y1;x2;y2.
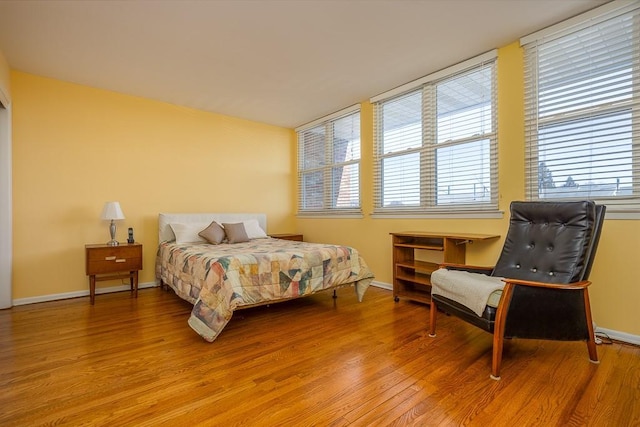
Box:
390;231;499;305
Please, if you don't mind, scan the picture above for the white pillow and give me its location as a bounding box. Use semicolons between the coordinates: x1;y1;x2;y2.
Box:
243;219;267;239
169;222;209;244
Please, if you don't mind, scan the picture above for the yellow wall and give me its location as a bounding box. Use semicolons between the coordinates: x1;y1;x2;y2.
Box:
10;42;640;336
11;71;295;299
296;42;640;337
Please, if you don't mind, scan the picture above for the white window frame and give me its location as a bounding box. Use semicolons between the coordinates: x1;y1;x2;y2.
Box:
296;105;362;217
521;1;640;218
370;51;499;218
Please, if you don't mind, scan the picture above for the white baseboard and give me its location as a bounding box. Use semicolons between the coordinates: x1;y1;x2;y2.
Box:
371;280;392;291
12;281;158;306
595;327;640;346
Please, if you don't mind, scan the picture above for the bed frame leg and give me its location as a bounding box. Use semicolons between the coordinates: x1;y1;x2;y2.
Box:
333;289;337;299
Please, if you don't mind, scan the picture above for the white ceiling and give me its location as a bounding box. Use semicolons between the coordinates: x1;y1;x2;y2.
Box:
0;0;610;128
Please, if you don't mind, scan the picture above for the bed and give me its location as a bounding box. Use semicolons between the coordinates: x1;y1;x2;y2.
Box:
155;213;375;342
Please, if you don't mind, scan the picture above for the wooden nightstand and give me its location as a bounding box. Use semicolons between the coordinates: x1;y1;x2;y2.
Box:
85;243;143;305
269;233;303;242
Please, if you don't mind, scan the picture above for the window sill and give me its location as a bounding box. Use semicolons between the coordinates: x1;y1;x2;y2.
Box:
603;211;640;220
297;212;364;219
371;210;504;220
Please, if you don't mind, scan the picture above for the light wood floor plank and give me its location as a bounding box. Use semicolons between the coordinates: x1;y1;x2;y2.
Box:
1;286;638;426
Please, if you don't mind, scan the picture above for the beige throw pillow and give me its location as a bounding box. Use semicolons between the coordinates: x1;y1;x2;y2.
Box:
198;221;226;244
222;222;250;243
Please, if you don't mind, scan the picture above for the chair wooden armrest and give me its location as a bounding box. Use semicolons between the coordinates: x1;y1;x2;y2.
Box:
502;278;591;290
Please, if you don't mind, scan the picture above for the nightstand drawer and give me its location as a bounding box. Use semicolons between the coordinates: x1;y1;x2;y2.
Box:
85;244;142;275
87;257;142;275
86;245;141;262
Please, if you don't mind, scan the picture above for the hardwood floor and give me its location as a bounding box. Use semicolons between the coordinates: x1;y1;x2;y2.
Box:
1;286;638;426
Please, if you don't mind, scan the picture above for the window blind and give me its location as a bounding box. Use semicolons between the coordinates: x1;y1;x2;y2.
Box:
297;107;361;215
372;55;498;215
523;2;640;212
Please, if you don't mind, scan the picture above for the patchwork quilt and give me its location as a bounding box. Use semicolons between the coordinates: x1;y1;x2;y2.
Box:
155;238;374;342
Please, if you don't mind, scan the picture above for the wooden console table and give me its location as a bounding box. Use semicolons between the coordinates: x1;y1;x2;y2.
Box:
390;232;499;305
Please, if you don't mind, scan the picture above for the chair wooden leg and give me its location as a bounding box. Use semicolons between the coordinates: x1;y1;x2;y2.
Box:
583;289;599;363
491;333;504;381
429;299;437;337
491;282;514;380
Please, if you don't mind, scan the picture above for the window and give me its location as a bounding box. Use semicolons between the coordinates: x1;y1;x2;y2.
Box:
296;106;361;215
522;2;640;213
371;52;498;215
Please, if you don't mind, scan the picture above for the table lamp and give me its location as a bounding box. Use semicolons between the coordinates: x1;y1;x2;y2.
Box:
100;201;125;246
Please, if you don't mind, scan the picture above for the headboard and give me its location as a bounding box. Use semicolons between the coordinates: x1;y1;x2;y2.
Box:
158;213;267;242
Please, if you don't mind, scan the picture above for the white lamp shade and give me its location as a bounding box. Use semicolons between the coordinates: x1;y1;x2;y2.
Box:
100;201;125;220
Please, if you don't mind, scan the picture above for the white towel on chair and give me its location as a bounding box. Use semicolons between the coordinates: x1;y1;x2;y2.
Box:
431;269;505;317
